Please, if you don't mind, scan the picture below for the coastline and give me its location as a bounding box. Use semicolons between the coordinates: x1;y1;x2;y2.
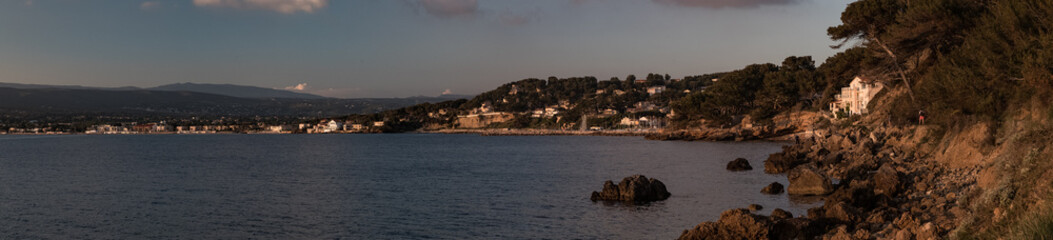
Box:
426;128;657;136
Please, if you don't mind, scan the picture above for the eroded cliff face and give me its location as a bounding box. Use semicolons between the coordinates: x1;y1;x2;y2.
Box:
454;113;515;129
680;98;1053;239
650;110;825;141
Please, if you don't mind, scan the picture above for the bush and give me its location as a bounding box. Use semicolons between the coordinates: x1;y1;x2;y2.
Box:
1011;211;1053;240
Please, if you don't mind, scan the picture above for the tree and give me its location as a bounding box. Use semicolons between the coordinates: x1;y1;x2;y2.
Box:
828;0;916;102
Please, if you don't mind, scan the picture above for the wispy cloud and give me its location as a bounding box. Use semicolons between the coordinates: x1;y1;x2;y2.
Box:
140;1;161;10
193;0;328;14
419;0;478;18
283;83;308;91
24;0;33;6
651;0;799;9
442;89;453;95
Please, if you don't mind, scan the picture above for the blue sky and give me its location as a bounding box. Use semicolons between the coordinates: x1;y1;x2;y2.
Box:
0;0;853;98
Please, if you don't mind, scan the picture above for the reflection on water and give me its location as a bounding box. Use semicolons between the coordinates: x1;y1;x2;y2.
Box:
0;134;818;239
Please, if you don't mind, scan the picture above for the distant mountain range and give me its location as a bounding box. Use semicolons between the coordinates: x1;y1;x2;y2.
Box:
0;82;141;91
147;83;328;99
0;82;471;120
0;82;329;99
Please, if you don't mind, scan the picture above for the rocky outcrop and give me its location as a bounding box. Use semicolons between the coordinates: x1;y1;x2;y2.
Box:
763;143;813;174
771;208;793;220
454;112;515;129
726;158;753;171
678;209;773;240
872;164;902;196
787;165;834;196
679;208;824;240
675;115;1014;239
590;175;670;203
748;204;764;211
647;111;824;142
761;182;784;194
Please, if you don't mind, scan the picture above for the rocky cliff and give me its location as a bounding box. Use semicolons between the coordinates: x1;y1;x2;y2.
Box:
679;99;1053;239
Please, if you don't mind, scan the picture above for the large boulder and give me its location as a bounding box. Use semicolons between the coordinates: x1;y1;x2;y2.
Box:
764;152;806;174
873;164;902;196
770;208;793;220
590;175;671;203
771;218;822;240
823;202;862;223
727;158;754;171
680;209;824;240
787;165;834;196
761;182;785;195
678;209;773;240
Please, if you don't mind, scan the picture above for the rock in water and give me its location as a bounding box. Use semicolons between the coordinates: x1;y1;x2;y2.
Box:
590;174;671;203
726;158;753;171
787;165;834;196
761;182;785;194
748;204;764;211
770;208;793;220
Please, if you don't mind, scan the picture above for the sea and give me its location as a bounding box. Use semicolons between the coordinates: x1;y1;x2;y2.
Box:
0;134;819;239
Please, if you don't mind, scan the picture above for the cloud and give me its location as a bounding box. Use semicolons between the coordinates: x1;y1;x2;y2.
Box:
442;89;453;95
24;0;33;6
193;0;328;14
283;83;309;91
140;1;161;10
420;0;478;18
651;0;799;8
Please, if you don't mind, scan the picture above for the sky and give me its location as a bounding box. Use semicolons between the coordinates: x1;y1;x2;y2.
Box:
0;0;854;98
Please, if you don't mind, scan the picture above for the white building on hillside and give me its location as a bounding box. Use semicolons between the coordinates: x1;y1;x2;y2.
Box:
324;120;343;133
830;76;885;116
647;86;666;95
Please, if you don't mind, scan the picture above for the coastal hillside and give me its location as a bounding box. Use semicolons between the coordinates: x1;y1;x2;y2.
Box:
331;55;867;133
677;0;1053;239
325;0;1053;238
0;87;465;131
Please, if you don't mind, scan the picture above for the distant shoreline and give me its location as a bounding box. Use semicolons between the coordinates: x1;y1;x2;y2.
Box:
1;128;805;142
425;128;657;136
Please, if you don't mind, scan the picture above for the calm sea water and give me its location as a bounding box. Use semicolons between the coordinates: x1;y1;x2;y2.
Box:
0;134;817;239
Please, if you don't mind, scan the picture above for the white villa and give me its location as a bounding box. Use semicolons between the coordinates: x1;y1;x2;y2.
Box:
647;86;666;95
830;76;885;116
325;120;344;133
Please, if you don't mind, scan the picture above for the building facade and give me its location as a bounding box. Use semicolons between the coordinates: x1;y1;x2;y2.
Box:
829;76;885;116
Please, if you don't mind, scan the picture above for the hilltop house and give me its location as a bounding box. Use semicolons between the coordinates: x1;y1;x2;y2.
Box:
619;117;640;127
647;86;666;95
508;84;519;95
830;76;885;116
325;120;343;133
531;106;561;118
473;102;493;114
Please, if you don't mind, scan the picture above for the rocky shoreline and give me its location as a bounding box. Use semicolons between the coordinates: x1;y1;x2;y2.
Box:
428;128;658;136
678;125;974;239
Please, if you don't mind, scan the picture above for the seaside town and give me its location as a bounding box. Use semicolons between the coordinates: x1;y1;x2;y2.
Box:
6;0;1053;239
3;74;885;137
